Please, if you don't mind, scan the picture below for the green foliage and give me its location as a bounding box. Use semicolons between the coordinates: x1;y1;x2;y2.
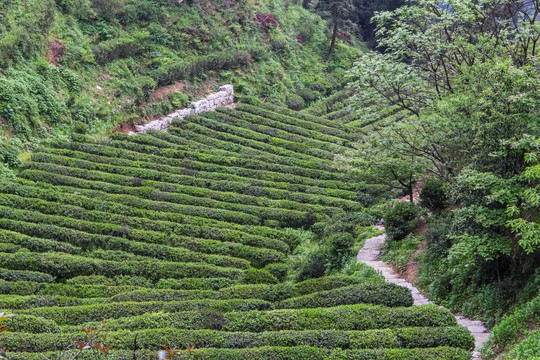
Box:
483;295;540;357
381;234;422;273
346;1;540;337
504;330;540;360
243;268;279;285
383;202;419;242
286;93;306;111
420;178;447;212
277;283;413;308
323;232;354;272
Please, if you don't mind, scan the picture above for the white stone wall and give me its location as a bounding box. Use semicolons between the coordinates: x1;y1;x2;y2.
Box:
132;85;234;134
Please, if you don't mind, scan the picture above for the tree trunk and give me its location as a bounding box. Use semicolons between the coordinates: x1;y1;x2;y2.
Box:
325;20;338;62
409;176;414;203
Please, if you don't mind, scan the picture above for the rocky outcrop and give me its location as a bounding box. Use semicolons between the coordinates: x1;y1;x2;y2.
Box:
132;85;234;134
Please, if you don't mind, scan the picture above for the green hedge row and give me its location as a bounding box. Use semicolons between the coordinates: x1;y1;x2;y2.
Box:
21;299;272;325
166;122;335;172
20;164;263;225
221;105;351;145
0;190;293;252
107;283;295;304
155;277;236;291
0;251;245;281
0;268;55;283
114;128;338;178
104;282;410;309
37;147;360;211
0;228;81;255
3;346;472;360
170;119;340;170
116;128;350;185
174;113;335;161
294;276;375;296
110;134;360;198
26;154;342;219
50;139;359;202
68;134;359;197
32;150;346;213
0;294;105;310
277;284;413;309
203;109;350;154
0;208;284;268
20;165;332;229
241;97;350;133
0;280;140;298
150;128;337;173
71;304;456;333
0;218;253;269
0;327;473;352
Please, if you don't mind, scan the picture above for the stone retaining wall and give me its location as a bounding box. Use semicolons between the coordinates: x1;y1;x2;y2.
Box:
133;85;234;134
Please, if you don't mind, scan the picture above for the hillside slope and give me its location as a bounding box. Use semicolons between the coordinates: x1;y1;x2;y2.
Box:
0;0;360;171
0;100;474;359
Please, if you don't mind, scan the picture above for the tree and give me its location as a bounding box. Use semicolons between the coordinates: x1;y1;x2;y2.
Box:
345;0;540;323
309;0;358;61
336;123;426;202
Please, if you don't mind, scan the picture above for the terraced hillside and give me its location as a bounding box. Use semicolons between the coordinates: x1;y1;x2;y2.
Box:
0;100;474;359
303;90;414;133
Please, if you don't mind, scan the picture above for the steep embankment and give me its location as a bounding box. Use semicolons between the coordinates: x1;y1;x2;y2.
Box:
0;0;360;172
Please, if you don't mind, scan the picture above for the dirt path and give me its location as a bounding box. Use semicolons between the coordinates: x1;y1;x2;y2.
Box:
357;232;490;359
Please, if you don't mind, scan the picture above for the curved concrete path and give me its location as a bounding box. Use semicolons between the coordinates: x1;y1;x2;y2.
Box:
357;233;490;359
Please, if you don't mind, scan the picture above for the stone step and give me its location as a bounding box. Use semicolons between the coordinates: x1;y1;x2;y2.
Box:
357;231;491;352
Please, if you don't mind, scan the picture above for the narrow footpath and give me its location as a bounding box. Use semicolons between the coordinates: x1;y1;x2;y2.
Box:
357;232;490;360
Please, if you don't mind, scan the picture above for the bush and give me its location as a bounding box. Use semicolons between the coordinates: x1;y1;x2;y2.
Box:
296;253;327;281
294;275;375;296
263;263;289;282
0;269;55;283
2;327;473;352
384;202;419;242
286;94;305;111
5;347;472;360
505;330;540;359
420;177;447;212
23;299;271;325
324;232;355;272
72;121;89;134
243;268;279;284
277;283;413;308
297;88;321;104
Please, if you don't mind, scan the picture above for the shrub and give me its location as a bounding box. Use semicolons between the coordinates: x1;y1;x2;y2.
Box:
384;202;419;242
263;263;289;282
243;268;279;284
4;347;472;360
286;94;305;111
297;88;321;104
296;253;327;282
294;275;373;296
72;121;89;134
505;330;540;359
277;283;413;309
1;327;473;352
323;232;355;272
0;269;55;283
420;177;448;212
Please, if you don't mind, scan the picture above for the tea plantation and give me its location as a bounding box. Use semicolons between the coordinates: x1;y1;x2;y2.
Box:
0;99;474;359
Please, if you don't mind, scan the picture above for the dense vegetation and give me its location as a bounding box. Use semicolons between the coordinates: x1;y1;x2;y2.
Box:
0;0;362;172
325;0;539;357
1;0;539;358
0;101;475;358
